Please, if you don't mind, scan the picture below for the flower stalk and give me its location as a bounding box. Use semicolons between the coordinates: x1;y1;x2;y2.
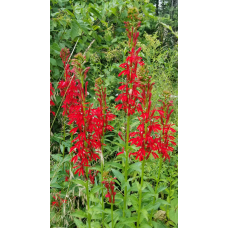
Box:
137;158;145;227
123;114;130;217
111;202;114;228
150;153;163;221
85;166;91;228
94;77;115;225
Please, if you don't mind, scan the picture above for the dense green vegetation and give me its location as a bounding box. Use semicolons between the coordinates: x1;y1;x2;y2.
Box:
50;1;178;227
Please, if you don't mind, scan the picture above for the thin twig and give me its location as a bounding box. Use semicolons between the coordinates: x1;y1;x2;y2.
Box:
83;39;95;56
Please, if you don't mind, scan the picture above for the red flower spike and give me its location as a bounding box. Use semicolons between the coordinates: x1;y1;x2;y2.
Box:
89;169;99;185
102;175;116;204
154;92;176;161
128;64;161;161
65;55;107;176
94;77;116;149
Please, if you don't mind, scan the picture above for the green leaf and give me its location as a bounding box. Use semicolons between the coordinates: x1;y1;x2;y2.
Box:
130;119;140;129
90;205;104;213
110;7;117;16
89;166;101;172
157;186;167;193
111;37;118;43
160;22;178;38
71;210;87;218
73;218;86;228
171;198;178;209
72;179;86;187
51;134;62;143
113;142;125;148
140;222;151;228
90;194;101;203
152;221;168;228
70;20;82;39
51;154;62;162
130;195;138;210
88;7;102;20
51;42;61;55
92;25;100;31
144;182;155;193
128;162;142;174
63;154;71;162
104;209;111;214
142;192;156;201
50;58;57;66
100;20;108;28
77;20;90;34
119;217;137;224
115;193;124;201
90;185;103;194
156;199;170;206
50;183;62;189
111;169;124;184
143;201;160;211
141;208;149;221
62;141;71;148
169;208;178;224
91;221;101;228
107;162;122;169
55;95;61;105
65;9;76;19
60;144;64;153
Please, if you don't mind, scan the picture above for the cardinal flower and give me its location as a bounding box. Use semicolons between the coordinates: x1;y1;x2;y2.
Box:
102;176;117;204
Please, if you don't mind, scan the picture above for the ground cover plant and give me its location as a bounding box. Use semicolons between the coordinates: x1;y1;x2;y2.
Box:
50;1;178;227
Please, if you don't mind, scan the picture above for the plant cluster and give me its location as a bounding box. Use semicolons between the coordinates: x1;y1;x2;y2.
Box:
50;4;178;228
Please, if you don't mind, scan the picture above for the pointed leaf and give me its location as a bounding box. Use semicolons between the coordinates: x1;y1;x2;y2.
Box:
72;179;86;187
111;169;124;184
88;7;102;20
71;210;87;218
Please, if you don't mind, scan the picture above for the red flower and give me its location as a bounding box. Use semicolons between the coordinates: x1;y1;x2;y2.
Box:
65;170;70;182
52;192;67;208
102;177;117;204
60;47;70;68
68;55;103;176
129;70;160;161
115;40;142;117
89;170;99;185
94;78;116;141
155;96;176;162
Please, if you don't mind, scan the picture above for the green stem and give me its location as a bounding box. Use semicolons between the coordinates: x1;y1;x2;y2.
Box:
137;158;145;227
62;114;66;172
111;203;114;228
123;114;130;217
166;178;172;219
150;154;163;221
70;124;74;172
86;166;91;228
101;132;105;226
